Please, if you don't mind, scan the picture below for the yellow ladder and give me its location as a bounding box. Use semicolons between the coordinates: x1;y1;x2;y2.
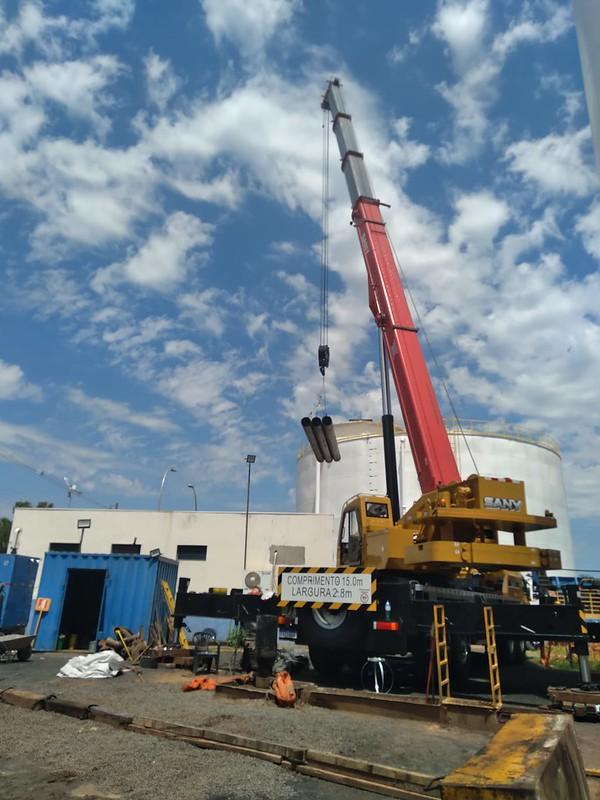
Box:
161;580;189;649
483;606;502;709
433;604;451;703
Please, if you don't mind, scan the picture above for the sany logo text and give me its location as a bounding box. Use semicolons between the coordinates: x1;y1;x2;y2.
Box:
483;496;522;512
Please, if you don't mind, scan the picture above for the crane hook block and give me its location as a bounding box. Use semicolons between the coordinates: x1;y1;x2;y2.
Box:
318;345;330;376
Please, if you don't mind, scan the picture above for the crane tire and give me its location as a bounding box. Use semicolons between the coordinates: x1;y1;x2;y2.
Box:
300;607;367;650
308;645;346;678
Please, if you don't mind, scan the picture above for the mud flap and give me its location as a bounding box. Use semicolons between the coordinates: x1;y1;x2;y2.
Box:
441;713;590;800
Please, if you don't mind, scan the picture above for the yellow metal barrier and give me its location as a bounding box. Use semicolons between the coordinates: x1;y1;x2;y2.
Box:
442;713;590;799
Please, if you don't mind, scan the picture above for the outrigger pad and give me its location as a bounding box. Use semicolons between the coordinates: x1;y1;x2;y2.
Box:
441;713;590;800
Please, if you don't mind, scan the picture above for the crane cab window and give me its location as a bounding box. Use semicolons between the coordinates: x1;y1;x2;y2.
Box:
365;501;389;519
340;509;361;565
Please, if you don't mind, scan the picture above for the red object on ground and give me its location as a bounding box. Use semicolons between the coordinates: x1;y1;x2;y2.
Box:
181;673;251;692
272;670;296;707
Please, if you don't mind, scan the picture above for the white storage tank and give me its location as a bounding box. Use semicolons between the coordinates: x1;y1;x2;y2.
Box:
296;419;575;570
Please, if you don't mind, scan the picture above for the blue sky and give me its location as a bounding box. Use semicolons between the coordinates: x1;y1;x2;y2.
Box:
0;0;599;568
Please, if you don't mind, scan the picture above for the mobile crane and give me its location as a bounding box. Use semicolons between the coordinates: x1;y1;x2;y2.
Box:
175;78;593;687
276;78;592;683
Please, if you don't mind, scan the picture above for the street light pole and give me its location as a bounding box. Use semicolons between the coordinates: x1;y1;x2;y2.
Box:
157;466;176;510
187;483;198;511
243;455;256;571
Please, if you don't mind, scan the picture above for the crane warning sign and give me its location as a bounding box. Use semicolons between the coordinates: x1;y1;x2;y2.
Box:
277;567;376;608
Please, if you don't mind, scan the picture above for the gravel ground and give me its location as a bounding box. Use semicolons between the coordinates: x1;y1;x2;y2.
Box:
0;653;490;775
3;652;599;799
0;702;384;800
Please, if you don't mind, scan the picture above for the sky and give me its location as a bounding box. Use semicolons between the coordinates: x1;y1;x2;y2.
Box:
0;0;599;569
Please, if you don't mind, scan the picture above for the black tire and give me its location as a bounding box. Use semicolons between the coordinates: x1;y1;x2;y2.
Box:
299;607;367;650
449;636;471;689
16;645;32;662
308;645;346;678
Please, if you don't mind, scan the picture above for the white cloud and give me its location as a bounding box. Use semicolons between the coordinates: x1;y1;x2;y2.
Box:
92;212;213;292
388;118;430;173
505;128;598;196
576;200;600;259
0;0;135;58
178;289;228;336
101;472;148;496
0;133;157;256
246;312;268;338
449;191;509;255
0;359;42;401
432;0;488;74
144;52;179;111
163;339;202;358
66;387;179;433
432;1;572;162
200;0;299;62
159;358;237;416
24;56;121;133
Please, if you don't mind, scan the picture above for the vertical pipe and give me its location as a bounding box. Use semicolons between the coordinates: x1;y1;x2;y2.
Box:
315;459;321;514
243;461;252;571
379;330;400;523
579;654;592;684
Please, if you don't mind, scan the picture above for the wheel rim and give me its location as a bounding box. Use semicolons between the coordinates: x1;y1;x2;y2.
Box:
312;607;347;630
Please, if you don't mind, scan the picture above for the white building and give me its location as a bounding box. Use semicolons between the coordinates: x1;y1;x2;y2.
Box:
296;419;575;570
8;509;337;598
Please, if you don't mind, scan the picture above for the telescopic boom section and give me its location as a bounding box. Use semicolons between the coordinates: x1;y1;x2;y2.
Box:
322;79;461;493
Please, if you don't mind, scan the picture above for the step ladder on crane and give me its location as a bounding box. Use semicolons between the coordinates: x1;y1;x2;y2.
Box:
430;603;503;709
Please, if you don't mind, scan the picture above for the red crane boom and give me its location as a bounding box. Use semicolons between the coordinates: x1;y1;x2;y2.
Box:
322;79;461;493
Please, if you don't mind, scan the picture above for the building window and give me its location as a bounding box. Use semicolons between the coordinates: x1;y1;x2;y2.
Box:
176;545;207;561
49;542;81;552
111;543;141;554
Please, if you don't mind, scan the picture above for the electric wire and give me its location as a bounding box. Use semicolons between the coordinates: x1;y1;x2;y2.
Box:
0;444;110;509
317;106;331;414
386;235;480;476
320;106;330;354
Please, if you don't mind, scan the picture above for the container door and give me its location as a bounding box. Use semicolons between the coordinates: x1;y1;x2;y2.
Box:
58;569;107;650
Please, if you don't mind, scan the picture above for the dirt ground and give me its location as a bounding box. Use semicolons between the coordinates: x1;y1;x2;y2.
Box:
1;652;599;799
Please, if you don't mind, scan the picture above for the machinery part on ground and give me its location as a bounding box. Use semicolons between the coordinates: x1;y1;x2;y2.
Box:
16;644;32;662
441;713;590;799
255;614;278;677
360;657;394;694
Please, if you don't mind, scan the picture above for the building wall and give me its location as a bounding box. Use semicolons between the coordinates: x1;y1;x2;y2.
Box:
296;420;575;570
8;509;337;598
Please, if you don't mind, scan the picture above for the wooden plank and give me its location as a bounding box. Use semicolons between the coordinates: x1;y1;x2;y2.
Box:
127;724;283;764
297;765;434;799
306;749;435;788
215;683;270;701
87;706;133;728
201;728;305;763
131;717;206;739
0;688;48;710
44;697;91;719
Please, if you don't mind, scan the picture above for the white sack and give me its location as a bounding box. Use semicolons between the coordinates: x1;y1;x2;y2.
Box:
57;649;125;679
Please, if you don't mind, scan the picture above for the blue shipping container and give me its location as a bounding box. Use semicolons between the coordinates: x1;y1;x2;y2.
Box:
0;554;39;633
34;552;178;651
